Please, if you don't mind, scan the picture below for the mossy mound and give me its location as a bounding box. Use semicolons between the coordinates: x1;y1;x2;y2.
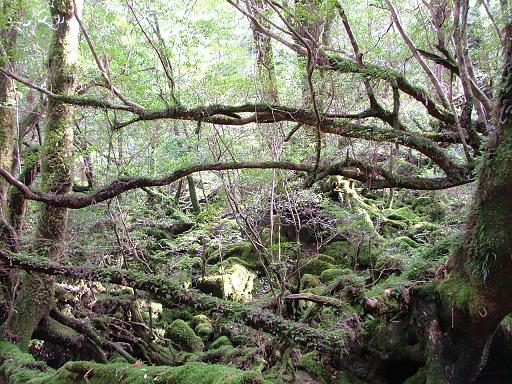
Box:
224;242;261;270
197;262;256;301
166;319;204;352
320;241;355;267
195;322;214;341
191;314;212;328
384;207;420;223
160;308;193;324
300;256;335;276
320;268;352;284
316;254;336;264
411;195;448;222
354;239;379;268
209;336;233;350
301;274;323;289
0;341;268;384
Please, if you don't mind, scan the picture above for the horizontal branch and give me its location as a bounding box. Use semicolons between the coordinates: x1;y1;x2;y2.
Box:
0;251;349;354
285;293;344;308
1;70;469;178
0;159;471;209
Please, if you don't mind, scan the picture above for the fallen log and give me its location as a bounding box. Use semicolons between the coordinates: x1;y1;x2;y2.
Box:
0;251;349;355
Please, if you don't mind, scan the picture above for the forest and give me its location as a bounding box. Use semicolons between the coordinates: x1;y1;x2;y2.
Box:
0;0;510;383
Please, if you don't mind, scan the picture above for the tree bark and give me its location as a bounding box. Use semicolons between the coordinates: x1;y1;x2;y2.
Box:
0;0;21;251
430;16;512;383
1;0;82;349
0;0;20;214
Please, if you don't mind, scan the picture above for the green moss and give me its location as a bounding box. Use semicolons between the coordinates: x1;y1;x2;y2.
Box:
225;242;259;269
0;340;55;384
0;354;268;384
384;207;421;222
161;308;193;324
355;239;379;267
437;272;486;315
300;257;335;276
157;362;265;384
297;351;331;383
191;315;212;328
301;274;323;289
319;268;352;284
320;241;355;267
209;336;233;350
197;263;256;301
195;323;214;341
166;319;204;353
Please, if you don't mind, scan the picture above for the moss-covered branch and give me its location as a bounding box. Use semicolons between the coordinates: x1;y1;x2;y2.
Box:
0;159;470;211
0;251;349;354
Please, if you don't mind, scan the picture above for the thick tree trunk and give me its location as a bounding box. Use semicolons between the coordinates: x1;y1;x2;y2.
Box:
429;17;512;383
0;0;20;213
0;0;21;251
1;0;82;349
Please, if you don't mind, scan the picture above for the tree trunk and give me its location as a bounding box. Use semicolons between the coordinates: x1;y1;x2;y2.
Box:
250;0;279;103
1;0;82;349
0;0;20;213
0;0;21;252
429;17;512;383
187;175;201;214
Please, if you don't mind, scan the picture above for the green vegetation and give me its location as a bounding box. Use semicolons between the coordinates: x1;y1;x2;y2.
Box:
0;0;510;383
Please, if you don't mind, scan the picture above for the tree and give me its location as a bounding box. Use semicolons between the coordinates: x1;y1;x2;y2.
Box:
0;0;509;382
1;0;82;349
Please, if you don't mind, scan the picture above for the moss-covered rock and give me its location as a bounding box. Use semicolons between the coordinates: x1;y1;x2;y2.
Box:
166;319;204;352
320;268;352;284
224;242;260;270
195;322;214;341
301;274;323;289
209;336;233;350
355;239;379;268
160;308;193;324
191;314;212;328
320;241;355;267
300;256;335;276
197;263;256;301
411;195;447;222
384;207;420;223
316;254;336;264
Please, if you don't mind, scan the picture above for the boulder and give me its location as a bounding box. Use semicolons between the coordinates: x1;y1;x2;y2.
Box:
197;262;256;302
166;319;204;352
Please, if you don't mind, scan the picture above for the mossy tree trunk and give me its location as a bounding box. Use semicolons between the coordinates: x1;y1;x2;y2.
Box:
187;175;201;214
428;16;512;383
250;0;278;103
0;0;21;251
1;0;82;349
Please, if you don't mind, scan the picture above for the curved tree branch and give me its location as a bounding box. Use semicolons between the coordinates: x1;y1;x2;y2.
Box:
0;158;470;210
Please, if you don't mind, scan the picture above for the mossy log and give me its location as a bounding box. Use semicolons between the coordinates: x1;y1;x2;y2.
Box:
0;251;349;354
